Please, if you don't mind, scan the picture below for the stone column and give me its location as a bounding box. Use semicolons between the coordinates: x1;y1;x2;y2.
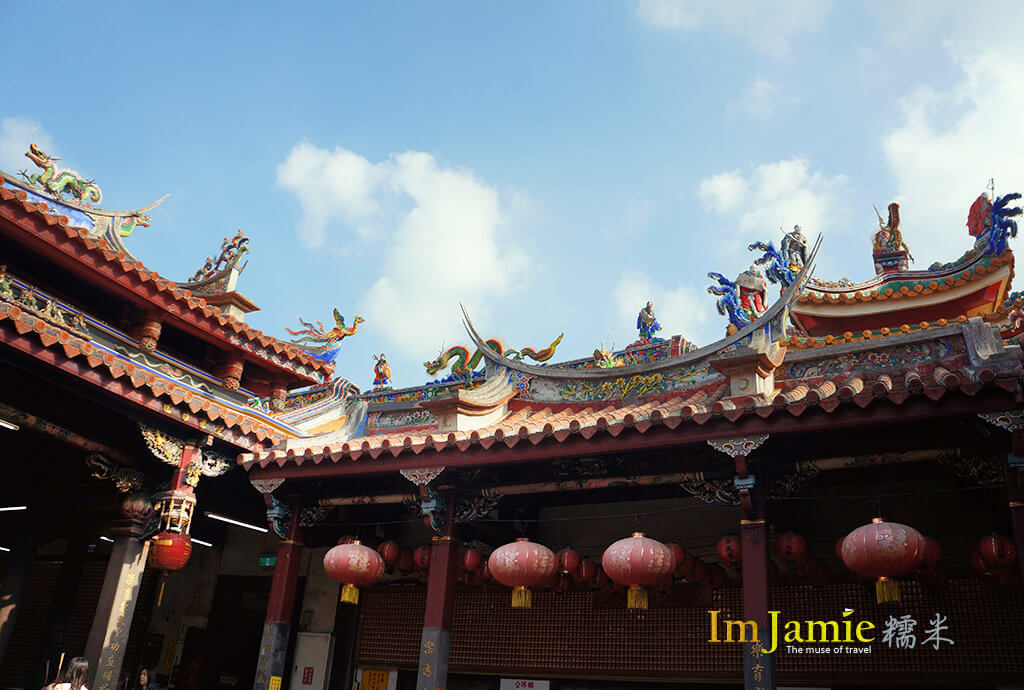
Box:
0;508;32;670
84;506;150;690
254;508;303;690
416;523;459;690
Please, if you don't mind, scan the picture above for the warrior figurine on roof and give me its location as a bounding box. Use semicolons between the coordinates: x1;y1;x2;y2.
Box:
780;224;809;272
636;302;661;340
873;202;913;262
373;353;391;388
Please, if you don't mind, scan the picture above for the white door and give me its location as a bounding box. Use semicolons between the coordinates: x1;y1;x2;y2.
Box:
290;632;334;690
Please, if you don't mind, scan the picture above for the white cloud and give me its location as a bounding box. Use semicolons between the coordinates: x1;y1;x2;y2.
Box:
883;46;1024;265
0;117;55;177
614;270;711;344
277;143;528;355
727;79;782;119
699;157;847;242
635;0;832;56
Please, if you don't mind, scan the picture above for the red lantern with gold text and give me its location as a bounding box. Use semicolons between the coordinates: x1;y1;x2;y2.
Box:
376;540;400;567
717;535;742;570
324;540;385;605
978;534;1017;568
775;532;807;567
601;532;675;609
149;531;192;606
488;538;556;608
556;548;580;576
841;518;924;603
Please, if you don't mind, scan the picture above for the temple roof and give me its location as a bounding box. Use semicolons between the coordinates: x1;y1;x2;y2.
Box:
0;178;331;382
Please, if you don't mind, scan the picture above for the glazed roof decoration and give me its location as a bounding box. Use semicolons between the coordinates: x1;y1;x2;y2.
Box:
239;188;1024;477
286;308;365;364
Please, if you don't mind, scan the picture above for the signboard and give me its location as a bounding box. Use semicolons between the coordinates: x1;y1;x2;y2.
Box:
302;666;314;685
499;680;550;690
258;553;277;567
360;669;391;690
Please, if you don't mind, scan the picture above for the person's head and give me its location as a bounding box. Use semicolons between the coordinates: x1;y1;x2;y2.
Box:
136;666;154;687
646;301;652;309
59;657;88;690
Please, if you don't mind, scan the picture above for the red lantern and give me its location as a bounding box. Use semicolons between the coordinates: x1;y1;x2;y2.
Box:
841;518;924;603
601;532;675;609
834;537;845;561
592;566;609;590
337;535;357;545
480;559;491;581
413;545;431;570
575;558;597;584
488;538;556;608
396;548;414;574
555;573;573;593
921;537;941;571
149;531;192;608
970;549;990;575
376;540;400;567
556;548;581;576
775;532;807;567
324;540;385;604
688;558;709;584
717;535;742;569
978;534;1017;567
459;547;482;572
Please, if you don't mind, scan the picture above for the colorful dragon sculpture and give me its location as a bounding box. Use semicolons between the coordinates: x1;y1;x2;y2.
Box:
967;192;1023;256
118;214;151;238
748;240;796;288
424;333;564;378
286;308;365;364
19;144;102;204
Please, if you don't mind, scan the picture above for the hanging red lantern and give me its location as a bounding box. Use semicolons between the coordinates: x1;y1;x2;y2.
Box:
601;532;675;609
921;537;941;571
413;545;431;570
688;558;709;584
480;559;492;581
324;540;385;605
978;534;1017;568
556;548;581;576
775;532;807;567
488;538;556;608
835;537;845;561
575;558;597;584
337;535;357;545
665;543;686;575
396;548;415;574
591;566;609;590
717;535;742;570
459;546;482;572
555;573;573;593
376;540;400;567
149;531;192;607
708;564;728;589
841;518;924;603
970;549;990;575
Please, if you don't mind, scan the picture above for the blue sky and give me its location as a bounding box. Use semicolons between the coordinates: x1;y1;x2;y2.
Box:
3;1;1022;389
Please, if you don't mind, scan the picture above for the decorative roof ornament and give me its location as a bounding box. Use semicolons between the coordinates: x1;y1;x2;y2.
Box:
286;308;364;364
872;202;913;274
423;333;563;379
969;190;1021;257
187;230;250;284
748;239;796;288
372;353;392;389
19;143;101;204
707;265;768;334
636;301;662;341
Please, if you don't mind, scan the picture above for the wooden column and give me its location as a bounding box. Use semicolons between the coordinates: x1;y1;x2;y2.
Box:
1008;432;1024;586
254;508;303;690
739;472;774;690
327;595;360;690
84;512;150;690
416;503;459;690
0;509;32;670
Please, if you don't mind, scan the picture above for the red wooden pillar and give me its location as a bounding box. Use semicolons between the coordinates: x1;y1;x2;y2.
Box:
416;506;458;690
736;457;775;690
254;508;303;690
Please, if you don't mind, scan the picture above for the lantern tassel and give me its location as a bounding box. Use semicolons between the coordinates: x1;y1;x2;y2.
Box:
340;584;360;605
627;585;649;610
876;577;900;603
156;574;167;608
512;585;532;608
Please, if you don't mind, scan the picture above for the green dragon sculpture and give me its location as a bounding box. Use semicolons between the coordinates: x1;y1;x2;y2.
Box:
19;144;102;204
118;214;151;237
424;333;564;378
